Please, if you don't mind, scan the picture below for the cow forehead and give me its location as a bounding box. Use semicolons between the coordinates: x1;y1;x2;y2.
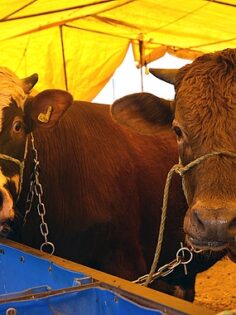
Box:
174;49;236;147
0;67;26;132
176;50;235;115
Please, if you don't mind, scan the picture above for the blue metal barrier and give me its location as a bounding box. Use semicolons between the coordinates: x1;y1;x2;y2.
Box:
0;286;164;315
0;239;214;315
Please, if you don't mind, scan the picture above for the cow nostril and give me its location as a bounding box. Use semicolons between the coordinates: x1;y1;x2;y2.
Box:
229;218;236;231
0;188;14;221
192;210;205;232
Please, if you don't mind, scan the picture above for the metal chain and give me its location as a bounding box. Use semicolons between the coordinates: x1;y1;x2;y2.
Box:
23;133;55;255
23;174;35;225
133;245;201;285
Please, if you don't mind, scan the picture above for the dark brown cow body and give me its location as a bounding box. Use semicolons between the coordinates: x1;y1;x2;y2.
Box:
111;48;236;263
17;98;188;283
0;68;222;302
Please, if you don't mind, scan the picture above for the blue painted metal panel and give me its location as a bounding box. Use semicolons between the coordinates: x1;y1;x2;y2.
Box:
0;287;164;315
0;244;91;298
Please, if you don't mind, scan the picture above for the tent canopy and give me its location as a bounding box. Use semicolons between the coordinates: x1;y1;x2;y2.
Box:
0;0;235;101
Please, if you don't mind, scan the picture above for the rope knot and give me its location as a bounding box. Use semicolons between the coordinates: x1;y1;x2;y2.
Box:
173;164;186;177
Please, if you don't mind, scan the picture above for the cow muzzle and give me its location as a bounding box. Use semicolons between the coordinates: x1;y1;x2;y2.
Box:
0;187;15;222
184;201;236;253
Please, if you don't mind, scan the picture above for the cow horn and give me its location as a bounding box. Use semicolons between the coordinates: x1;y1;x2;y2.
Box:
149;68;178;85
22;73;38;93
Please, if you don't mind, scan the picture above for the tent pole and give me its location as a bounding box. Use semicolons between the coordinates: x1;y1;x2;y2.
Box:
138;39;144;92
59;25;68;91
140;67;144;92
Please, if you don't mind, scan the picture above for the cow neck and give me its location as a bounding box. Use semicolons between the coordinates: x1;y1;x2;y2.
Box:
0;135;29;202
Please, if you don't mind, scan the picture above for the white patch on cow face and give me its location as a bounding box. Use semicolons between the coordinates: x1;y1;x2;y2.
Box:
0;67;26;132
0;168;14;222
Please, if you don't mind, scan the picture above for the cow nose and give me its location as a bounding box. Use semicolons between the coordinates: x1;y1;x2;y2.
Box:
0;187;14;221
185;205;236;242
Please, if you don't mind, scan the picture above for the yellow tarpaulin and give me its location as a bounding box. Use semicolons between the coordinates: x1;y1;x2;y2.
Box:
0;0;235;101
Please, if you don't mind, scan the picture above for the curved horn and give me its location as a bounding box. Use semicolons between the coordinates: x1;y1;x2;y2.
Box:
22;73;38;93
149;68;178;85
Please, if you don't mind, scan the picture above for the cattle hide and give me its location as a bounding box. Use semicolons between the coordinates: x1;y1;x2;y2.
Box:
7;91;222;302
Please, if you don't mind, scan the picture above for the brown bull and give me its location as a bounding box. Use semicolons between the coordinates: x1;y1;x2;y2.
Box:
0;67;223;302
111;48;236;262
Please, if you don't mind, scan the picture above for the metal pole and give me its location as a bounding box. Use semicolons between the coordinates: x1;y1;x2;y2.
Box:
59;25;68;91
112;78;116;101
139;39;144;92
140;66;144;92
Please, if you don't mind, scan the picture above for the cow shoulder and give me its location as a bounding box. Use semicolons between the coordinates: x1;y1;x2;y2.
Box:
24;89;73;130
111;92;174;135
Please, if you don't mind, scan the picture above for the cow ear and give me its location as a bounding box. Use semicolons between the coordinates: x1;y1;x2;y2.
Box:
111;92;174;135
24;89;73;130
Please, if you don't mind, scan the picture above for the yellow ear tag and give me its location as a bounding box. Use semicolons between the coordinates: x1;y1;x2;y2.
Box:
38;106;52;123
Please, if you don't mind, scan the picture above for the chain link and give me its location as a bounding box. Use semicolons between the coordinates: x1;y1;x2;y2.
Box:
133;245;197;285
23;177;35;225
23;133;55;255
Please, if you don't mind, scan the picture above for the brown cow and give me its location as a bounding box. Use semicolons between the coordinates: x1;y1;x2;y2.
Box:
0;67;222;302
111;48;236;263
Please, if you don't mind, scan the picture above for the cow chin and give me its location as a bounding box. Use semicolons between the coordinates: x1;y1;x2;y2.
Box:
0;221;12;237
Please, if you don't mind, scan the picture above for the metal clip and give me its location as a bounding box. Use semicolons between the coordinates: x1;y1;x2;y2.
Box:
178;242;192;275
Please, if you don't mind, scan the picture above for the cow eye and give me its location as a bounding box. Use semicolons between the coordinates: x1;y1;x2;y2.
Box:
173;126;183;138
12;120;23;133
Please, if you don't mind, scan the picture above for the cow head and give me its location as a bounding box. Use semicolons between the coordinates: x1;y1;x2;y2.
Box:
0;67;72;230
111;48;236;260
